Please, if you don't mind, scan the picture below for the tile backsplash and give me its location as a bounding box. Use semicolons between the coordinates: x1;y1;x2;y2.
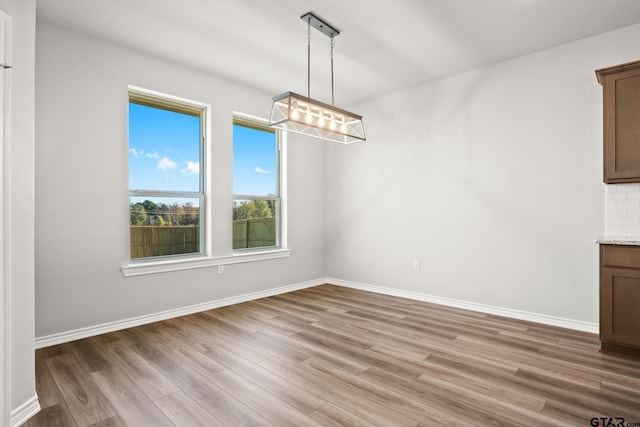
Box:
605;183;640;237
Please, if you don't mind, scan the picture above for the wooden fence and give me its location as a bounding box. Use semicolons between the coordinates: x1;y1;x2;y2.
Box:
131;218;276;258
130;226;200;259
233;218;276;249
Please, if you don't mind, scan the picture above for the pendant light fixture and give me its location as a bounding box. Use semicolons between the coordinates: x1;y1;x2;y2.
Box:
269;12;366;144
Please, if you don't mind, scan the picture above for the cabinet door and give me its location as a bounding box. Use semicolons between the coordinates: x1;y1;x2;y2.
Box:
600;267;640;348
602;67;640;183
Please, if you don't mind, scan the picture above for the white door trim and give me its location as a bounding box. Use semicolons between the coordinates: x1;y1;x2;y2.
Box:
0;8;12;427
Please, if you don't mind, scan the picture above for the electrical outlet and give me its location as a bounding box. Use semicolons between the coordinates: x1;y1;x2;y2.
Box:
217;265;224;275
413;259;421;270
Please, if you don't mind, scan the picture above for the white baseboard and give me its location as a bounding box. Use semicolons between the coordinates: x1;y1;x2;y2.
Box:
11;393;40;427
35;276;599;349
35;278;326;349
328;278;599;334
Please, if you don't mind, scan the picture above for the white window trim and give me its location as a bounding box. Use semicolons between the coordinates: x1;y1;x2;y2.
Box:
232;112;287;251
127;86;211;260
122;107;290;276
121;248;292;277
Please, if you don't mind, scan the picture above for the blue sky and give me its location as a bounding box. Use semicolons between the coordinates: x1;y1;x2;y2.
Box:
232;124;277;196
129;103;201;192
129;103;277;197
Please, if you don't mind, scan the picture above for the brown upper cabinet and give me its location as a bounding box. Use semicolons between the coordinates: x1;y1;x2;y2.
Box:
596;60;640;184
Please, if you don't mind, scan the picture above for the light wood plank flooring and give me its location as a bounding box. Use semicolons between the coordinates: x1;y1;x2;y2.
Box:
26;284;640;426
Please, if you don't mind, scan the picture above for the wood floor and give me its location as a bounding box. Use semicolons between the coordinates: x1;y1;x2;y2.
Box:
26;284;640;426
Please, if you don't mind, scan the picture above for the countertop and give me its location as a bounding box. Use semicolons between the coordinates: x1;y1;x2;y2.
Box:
595;236;640;246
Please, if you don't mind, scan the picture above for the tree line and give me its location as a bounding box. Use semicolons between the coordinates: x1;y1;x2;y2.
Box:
130;200;199;226
130;199;277;225
233;200;276;220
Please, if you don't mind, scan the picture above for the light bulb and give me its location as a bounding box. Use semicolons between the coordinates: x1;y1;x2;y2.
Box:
291;109;300;120
318;116;326;127
340;124;348;133
305;112;314;124
329;121;337;130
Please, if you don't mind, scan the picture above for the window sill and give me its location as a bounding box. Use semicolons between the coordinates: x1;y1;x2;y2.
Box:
121;248;292;277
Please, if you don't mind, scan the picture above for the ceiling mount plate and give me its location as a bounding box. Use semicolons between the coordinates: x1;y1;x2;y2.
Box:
300;12;340;39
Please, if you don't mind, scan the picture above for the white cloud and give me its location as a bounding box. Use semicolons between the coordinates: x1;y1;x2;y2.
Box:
145;151;161;159
255;166;269;174
157;157;177;171
182;161;199;175
129;147;144;158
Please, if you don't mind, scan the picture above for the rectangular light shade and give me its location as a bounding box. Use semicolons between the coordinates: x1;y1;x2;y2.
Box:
269;92;365;144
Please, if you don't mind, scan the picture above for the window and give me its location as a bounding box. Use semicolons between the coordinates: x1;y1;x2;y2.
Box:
128;88;207;260
233;115;281;250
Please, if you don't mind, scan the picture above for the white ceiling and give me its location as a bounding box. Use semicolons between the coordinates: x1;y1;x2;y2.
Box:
36;0;640;106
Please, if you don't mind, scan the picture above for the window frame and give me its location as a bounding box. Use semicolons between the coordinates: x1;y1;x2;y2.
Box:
232;113;283;252
127;86;209;261
121;95;291;277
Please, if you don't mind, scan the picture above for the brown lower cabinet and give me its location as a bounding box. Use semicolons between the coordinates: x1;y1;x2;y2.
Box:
600;244;640;357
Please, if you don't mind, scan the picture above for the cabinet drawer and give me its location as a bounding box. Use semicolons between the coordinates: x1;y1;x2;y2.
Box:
600;267;640;348
601;244;640;268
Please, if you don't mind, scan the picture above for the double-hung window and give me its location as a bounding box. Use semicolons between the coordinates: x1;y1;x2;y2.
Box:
233;115;282;250
128;87;207;260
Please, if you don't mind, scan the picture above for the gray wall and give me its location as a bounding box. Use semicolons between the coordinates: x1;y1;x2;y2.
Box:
326;23;640;325
34;17;640;339
35;21;326;338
